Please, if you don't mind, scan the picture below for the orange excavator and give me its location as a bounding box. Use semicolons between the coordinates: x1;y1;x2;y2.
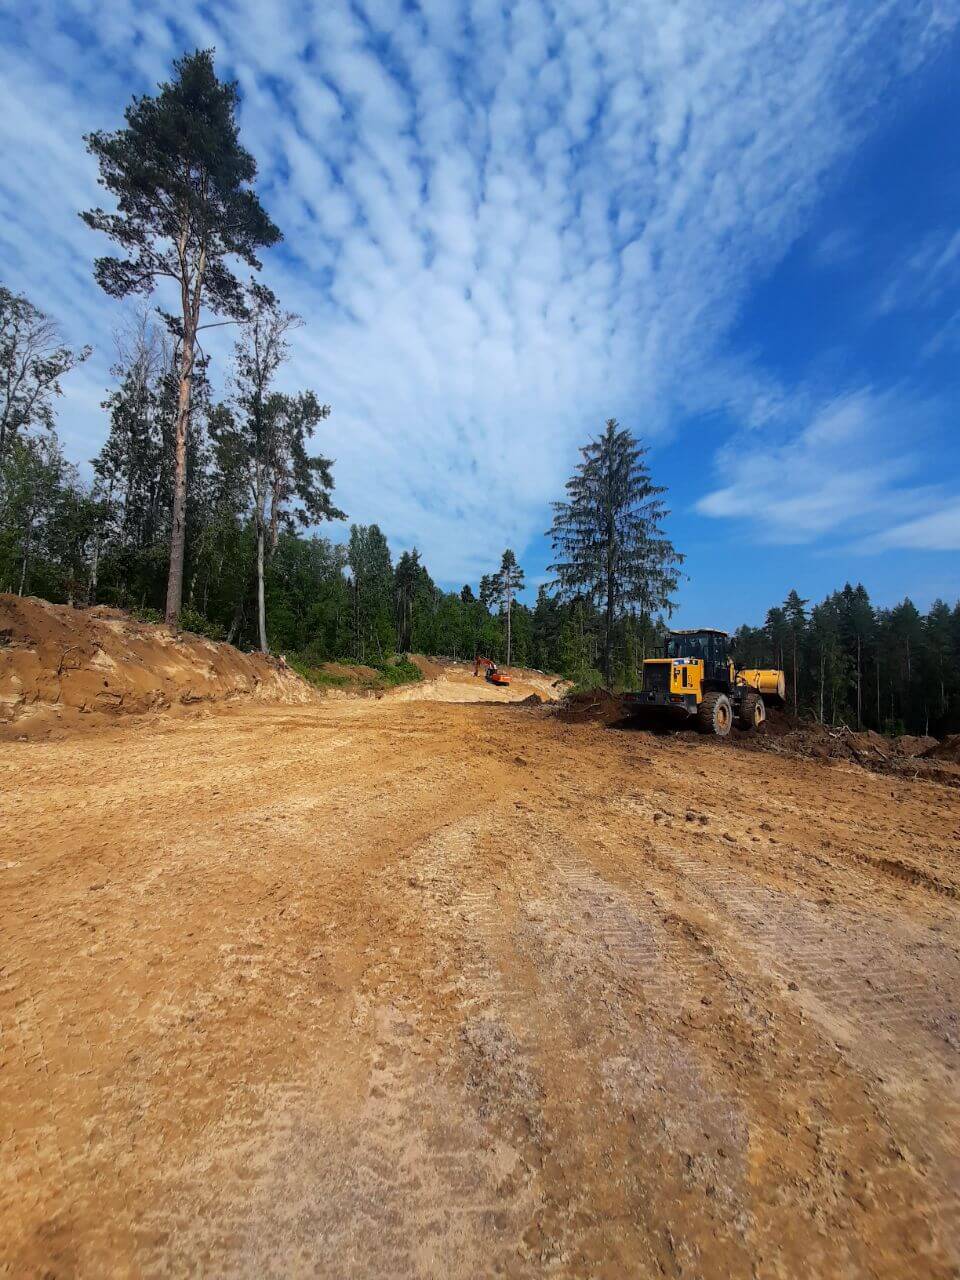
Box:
474;656;511;686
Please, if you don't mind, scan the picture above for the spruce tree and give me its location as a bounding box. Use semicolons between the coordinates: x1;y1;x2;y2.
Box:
82;49;281;625
782;591;809;715
548;419;681;684
347;525;395;661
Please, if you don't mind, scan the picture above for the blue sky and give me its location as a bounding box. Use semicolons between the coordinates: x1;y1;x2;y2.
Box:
1;1;958;629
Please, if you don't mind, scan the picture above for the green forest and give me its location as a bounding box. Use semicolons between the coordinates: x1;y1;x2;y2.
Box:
2;49;959;737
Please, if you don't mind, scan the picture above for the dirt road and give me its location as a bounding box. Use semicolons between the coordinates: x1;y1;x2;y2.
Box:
3;672;959;1278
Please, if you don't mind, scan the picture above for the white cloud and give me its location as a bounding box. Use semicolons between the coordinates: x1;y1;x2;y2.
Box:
696;386;960;551
812;227;860;268
0;0;954;582
876;226;960;316
861;501;960;552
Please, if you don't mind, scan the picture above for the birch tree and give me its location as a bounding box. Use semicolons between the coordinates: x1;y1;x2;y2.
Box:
210;289;343;653
0;285;89;463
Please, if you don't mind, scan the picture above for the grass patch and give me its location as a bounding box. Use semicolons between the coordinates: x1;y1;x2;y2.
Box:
286;656;350;689
176;606;225;641
131;606;164;626
286;653;423;693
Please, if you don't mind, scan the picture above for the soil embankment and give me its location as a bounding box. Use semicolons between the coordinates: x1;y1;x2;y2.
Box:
3;685;959;1277
398;655;566;704
0;594;315;738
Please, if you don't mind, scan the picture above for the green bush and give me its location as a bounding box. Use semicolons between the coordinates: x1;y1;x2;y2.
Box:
177;606;225;641
131;606;164;626
284;652;423;691
375;657;423;686
569;668;605;694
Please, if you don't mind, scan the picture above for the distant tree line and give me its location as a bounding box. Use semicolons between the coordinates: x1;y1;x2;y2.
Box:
733;586;960;737
0;351;669;685
0;272;680;685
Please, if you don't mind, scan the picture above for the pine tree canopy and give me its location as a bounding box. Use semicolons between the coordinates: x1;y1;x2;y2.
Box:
497;549;525;595
81;48;280;318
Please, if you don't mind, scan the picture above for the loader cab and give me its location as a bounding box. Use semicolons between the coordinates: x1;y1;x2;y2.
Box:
664;629;732;688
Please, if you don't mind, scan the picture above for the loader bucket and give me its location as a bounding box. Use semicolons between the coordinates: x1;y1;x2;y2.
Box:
738;669;786;702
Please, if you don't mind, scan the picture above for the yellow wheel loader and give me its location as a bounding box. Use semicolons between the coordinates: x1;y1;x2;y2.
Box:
623;629;785;737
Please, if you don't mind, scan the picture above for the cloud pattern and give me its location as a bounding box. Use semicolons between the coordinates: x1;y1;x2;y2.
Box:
0;0;954;579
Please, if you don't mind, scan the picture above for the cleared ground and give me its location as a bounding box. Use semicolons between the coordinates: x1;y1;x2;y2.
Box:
2;666;959;1278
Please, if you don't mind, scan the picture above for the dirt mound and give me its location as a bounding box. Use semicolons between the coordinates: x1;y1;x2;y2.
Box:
847;729;895;761
925;733;960;762
390;659;567;705
898;734;939;757
408;655;450;680
558;687;624;725
746;718;959;786
0;594;314;737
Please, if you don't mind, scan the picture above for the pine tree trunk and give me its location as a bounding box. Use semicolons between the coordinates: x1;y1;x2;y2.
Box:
819;649;825;723
256;523;268;654
165;326;195;625
18;537;30;596
604;464;615;686
354;579;361;662
856;634;862;729
506;593;512;666
604;590;614;687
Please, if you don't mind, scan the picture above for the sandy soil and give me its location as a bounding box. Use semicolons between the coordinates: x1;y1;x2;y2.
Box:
2;672;959;1278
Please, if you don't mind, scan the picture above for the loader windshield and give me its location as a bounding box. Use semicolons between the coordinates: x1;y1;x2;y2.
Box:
665;632;726;662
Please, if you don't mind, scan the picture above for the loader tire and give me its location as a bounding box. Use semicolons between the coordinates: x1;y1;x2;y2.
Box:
697;691;732;737
739;691;766;732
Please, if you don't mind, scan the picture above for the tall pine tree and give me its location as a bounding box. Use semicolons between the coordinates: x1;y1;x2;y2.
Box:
82;49;281;624
494;549;525;667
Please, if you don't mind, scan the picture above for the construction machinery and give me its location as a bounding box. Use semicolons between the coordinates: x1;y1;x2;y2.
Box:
623;629;784;736
474;656;511;687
